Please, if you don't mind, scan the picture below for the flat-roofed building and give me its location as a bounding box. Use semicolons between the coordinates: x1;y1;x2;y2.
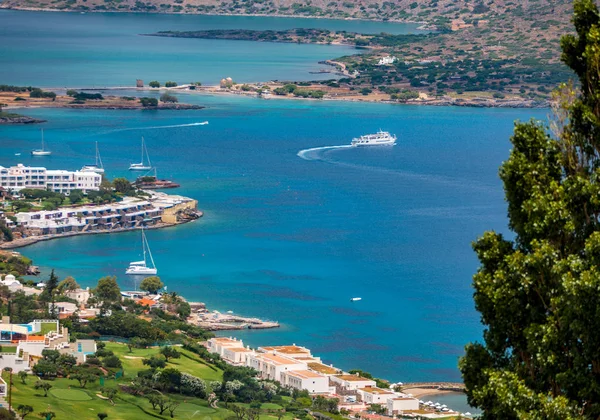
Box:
207;337;245;357
222;347;255;366
258;344;312;358
307;362;342;376
0;164;101;193
387;397;420;415
280;369;330;394
246;352;306;381
331;374;377;391
357;387;396;405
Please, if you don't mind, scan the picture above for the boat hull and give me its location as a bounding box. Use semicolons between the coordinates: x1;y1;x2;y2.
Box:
125;267;157;275
129;165;152;171
31;151;51;156
351;141;396;147
81;165;105;174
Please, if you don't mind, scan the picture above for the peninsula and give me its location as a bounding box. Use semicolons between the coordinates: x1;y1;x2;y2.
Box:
0;85;202;123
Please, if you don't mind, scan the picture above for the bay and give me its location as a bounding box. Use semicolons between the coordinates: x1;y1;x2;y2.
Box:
0;10;421;87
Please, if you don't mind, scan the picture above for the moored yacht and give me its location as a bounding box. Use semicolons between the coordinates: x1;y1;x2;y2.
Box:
129;137;152;171
81;141;105;174
126;228;157;275
31;129;52;156
351;130;397;147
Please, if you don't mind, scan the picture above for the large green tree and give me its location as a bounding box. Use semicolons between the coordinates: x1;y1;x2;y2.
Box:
460;1;600;418
139;276;164;294
94;276;122;308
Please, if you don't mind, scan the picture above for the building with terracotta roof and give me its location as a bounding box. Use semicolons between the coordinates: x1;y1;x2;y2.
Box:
258;344;312;358
136;297;159;308
280;369;331;394
307;362;341;376
331;374;377;391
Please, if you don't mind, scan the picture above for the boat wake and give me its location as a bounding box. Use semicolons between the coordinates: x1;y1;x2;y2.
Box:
101;121;209;135
297;144;493;193
297;145;353;161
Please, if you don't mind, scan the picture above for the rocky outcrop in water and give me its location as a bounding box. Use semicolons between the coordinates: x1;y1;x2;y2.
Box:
0;115;46;124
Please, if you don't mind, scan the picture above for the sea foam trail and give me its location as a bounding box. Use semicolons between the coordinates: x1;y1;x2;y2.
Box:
297;144;353;161
298;144;494;193
94;121;209;137
110;121;209;132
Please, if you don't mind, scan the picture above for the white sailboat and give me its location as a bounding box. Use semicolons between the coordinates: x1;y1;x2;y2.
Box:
126;228;158;275
129;137;152;171
31;129;52;156
81;141;105;174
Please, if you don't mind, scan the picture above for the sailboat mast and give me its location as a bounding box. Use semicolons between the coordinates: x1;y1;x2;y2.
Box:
144;229;156;269
141;137;145;164
41;129;44;150
144;139;152;167
97;142;104;169
142;229;147;263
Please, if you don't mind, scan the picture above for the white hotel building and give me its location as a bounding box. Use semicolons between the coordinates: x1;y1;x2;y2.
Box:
0;164;101;194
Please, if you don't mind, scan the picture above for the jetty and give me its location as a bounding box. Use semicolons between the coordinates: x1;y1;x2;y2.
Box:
189;309;279;331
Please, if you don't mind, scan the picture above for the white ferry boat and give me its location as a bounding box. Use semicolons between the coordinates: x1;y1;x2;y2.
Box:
351;130;397;147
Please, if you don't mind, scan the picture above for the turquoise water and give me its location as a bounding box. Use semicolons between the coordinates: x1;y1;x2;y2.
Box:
0;10;421;87
1;92;546;386
0;10;547;412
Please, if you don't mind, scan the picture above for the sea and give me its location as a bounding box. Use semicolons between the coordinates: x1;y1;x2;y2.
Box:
0;9;551;415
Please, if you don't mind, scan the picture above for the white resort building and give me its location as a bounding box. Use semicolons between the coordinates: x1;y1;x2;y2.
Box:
246;352;307;381
0;164;101;193
377;55;396;65
280;369;331;394
331;374;377;391
12;193;197;235
205;338;427;414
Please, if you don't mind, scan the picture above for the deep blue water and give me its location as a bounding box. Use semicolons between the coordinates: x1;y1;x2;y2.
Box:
0;9;547;413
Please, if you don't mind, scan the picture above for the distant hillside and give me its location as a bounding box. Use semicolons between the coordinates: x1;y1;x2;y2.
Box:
0;0;572;30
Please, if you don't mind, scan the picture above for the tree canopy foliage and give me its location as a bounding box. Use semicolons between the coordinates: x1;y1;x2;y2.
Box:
460;1;600;418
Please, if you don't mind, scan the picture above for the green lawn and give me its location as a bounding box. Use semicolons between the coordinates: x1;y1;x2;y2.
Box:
104;342;223;382
50;388;93;401
40;322;59;335
6;372;234;420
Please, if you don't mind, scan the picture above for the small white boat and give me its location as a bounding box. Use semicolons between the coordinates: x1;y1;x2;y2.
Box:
81;141;105;174
31;129;52;156
14;153;21;156
129;137;152;171
350;297;362;302
126;228;158;275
